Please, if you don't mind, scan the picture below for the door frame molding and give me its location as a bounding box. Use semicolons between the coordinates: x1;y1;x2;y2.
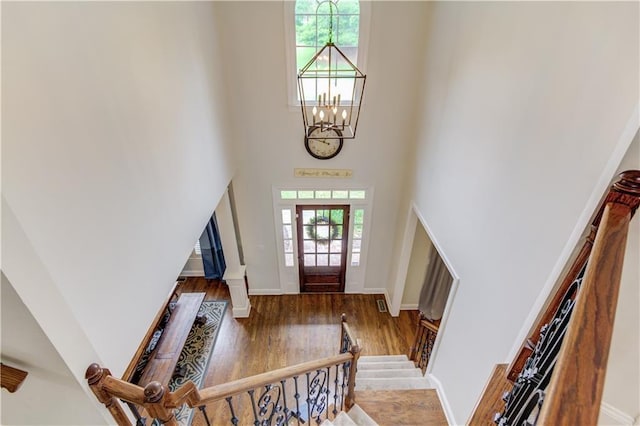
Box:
272;186;374;295
296;204;350;293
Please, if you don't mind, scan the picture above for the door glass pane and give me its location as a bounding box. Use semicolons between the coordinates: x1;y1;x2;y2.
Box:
316;225;329;240
304;240;316;253
333;225;343;239
317;254;329;266
330;254;341;266
317;242;329;253
330;209;344;224
330;240;342;253
304;254;316;266
304;225;314;239
303;210;315;224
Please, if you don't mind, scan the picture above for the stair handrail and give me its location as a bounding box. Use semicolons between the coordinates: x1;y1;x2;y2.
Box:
87;314;362;426
536;170;640;424
471;170;640;425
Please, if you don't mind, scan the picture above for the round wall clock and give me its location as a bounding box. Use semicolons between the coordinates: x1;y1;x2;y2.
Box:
304;126;344;160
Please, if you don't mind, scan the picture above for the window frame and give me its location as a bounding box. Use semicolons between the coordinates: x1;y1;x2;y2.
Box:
284;0;371;109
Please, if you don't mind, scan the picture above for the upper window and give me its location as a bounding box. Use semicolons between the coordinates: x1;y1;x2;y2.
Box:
295;0;360;73
285;0;370;106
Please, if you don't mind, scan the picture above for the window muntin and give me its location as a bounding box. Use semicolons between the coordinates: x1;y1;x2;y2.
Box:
282;208;295;266
350;208;364;266
279;189;366;201
295;0;360;101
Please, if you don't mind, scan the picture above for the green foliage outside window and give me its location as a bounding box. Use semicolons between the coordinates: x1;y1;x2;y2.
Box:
295;0;360;69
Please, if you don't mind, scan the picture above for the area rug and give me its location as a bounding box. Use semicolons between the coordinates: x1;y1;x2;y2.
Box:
152;300;227;426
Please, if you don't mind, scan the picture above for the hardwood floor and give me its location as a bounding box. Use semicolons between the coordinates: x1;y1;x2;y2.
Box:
168;277;420;425
176;277;418;386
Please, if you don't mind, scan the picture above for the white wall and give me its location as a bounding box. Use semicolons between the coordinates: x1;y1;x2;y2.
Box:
1;274;106;425
214;1;430;294
2;0;235;411
401;221;432;308
409;2;639;423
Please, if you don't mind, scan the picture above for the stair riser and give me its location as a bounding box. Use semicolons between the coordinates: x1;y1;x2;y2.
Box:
357;361;416;370
356;377;433;391
358;355;409;363
357;369;423;378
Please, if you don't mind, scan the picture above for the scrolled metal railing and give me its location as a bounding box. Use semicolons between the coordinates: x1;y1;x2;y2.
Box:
408;313;439;375
86;314;361;426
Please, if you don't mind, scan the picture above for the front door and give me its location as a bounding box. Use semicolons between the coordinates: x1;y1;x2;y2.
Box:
296;205;350;292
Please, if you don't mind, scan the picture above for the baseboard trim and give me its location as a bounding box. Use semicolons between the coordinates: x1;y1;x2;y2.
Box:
400;303;418;310
361;287;388;294
179;270;204;277
600;401;635;425
232;304;252;318
427;373;458;426
248;288;283;296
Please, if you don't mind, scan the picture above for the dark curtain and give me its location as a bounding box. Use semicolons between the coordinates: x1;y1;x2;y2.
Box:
418;247;454;321
199;213;226;280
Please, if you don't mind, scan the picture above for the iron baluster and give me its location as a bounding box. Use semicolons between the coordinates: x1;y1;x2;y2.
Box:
125;401;146;426
280;379;290;421
305;372;312;424
225;396;239;426
340;361;349;411
332;364;339;416
294;375;301;425
325;367;331;421
248;389;260;426
198;406;211;426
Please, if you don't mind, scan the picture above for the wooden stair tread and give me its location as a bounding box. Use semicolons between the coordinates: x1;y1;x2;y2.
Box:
355;389;447;426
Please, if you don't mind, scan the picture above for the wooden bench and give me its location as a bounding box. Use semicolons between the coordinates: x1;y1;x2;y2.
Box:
136;292;206;387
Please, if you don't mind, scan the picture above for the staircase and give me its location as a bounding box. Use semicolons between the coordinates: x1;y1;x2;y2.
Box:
356;355;432;390
320;404;379;426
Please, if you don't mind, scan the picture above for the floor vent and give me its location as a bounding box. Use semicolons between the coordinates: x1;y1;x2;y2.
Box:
376;299;387;313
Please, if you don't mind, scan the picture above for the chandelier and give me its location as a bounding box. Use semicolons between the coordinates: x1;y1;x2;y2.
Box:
297;4;366;141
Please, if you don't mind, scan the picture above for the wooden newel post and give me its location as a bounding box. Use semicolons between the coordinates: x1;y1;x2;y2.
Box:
85;363;132;426
144;382;177;426
345;342;361;409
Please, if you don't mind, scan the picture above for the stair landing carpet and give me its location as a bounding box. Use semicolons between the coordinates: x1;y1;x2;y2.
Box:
152;300;227;426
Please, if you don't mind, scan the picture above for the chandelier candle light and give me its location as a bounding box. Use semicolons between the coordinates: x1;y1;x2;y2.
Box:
297;3;366;140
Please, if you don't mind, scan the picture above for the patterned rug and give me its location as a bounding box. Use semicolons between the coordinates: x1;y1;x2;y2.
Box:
152;300;227;426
